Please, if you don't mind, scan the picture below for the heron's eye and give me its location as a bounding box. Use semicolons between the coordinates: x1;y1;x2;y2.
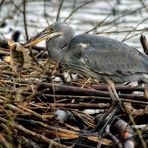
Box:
45;26;55;33
50;27;56;32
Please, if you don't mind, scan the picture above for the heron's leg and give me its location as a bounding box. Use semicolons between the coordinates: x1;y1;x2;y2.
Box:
144;83;148;99
107;80;124;111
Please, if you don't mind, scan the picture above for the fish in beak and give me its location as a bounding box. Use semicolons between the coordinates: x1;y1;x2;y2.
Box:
24;26;61;48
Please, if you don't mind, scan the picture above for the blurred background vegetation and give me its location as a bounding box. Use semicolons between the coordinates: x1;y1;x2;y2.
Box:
1;0;148;50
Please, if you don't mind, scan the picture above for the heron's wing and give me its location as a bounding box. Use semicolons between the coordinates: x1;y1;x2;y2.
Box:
81;46;148;76
82;47;148;75
68;35;148;76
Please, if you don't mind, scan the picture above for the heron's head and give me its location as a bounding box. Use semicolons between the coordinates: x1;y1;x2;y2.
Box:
24;22;74;47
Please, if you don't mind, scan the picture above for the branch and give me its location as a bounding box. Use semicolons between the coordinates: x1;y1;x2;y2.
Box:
56;0;64;21
64;0;96;22
140;34;148;55
23;0;29;41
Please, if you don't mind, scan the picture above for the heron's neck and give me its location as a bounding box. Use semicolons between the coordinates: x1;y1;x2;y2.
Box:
47;34;74;63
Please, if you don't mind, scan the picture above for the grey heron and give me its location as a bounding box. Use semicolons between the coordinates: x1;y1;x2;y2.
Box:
24;22;148;134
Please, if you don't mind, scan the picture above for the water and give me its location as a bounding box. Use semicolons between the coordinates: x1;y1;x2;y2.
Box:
0;0;148;51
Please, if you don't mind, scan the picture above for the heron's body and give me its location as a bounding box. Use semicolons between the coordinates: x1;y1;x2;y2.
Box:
46;23;148;83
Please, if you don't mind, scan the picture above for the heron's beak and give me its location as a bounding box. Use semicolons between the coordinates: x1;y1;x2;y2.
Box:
24;27;61;48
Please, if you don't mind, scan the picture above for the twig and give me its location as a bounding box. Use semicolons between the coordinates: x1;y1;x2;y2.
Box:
56;0;64;22
0;49;9;55
37;82;148;102
96;27;148;35
29;47;45;70
124;102;148;116
0;0;5;7
23;0;29;41
64;0;96;22
128;114;147;148
0;133;12;148
87;5;148;36
122;17;148;42
139;0;148;12
43;0;50;25
140;34;148;55
34;102;110;109
85;14;111;34
1;79;147;104
0;117;69;148
8;0;23;13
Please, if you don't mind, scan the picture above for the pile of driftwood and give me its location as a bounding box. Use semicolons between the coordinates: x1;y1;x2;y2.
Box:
0;37;147;148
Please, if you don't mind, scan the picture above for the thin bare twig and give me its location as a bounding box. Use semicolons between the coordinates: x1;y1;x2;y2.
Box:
29;46;45;70
140;34;148;55
0;117;69;148
0;0;5;7
43;0;50;25
87;5;148;36
96;27;148;35
23;0;29;41
139;0;148;12
56;0;64;22
122;17;148;42
85;14;111;34
8;0;23;13
128;114;147;148
64;0;96;22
